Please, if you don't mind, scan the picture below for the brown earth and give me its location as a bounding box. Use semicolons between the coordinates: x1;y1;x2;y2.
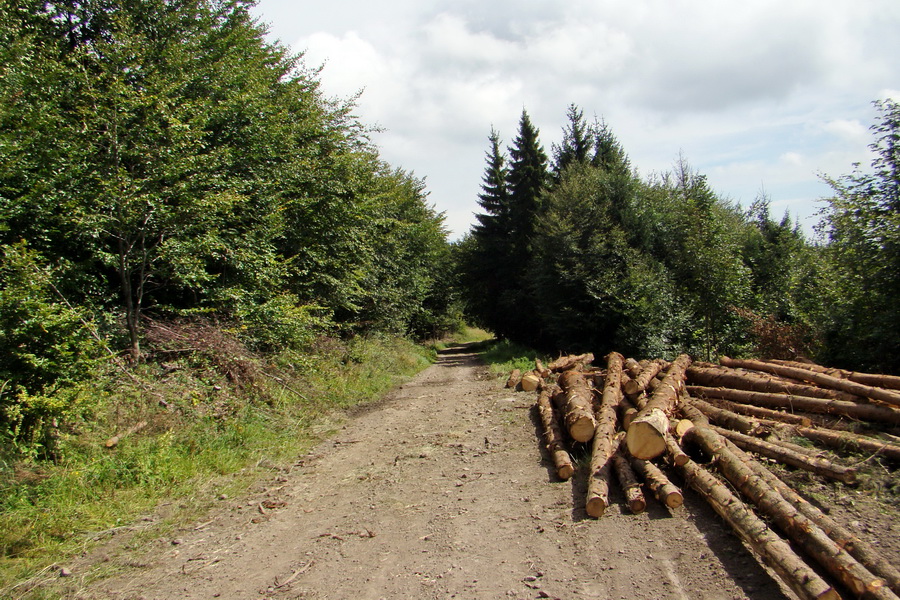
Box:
66;345;897;600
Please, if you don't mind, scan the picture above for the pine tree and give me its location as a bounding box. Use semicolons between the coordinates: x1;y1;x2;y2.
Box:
506;110;549;260
552;104;592;177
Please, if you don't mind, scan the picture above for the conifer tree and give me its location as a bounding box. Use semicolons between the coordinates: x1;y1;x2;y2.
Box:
552;104;592;177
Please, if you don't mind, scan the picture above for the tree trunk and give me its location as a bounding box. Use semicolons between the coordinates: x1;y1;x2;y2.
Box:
558;370;597;443
685;425;898;600
506;369;522;389
687;386;900;426
623;359;664;396
629;455;683;509
690;398;765;435
549;353;595;373
786;425;900;463
520;370;542;392
586;353;624;518
675;458;839;600
720;357;900;409
729;439;900;595
612;444;646;514
704;397;814;427
664;432;689;467
536;386;575;480
769;359;900;392
688;364;862;403
626;354;692;460
710;425;858;484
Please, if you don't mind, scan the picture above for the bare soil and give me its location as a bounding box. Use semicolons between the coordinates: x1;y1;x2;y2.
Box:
67;346;898;600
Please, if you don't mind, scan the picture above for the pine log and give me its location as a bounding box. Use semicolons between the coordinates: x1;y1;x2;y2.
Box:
506;369;522;389
688;386;900;426
629;455;683;509
686;425;897;600
688;364;863;403
710;425;858;484
770;359;900;392
705;397;814;427
619;395;639;430
676;458;839;600
558;370;597;443
612;441;646;514
586;352;624;518
691;398;765;435
534;359;551;379
626;354;692;460
729;440;900;595
624;359;664;396
536;385;575;480
720;356;900;408
624;357;642;378
786;425;900;463
549;353;595;373
520;370;542;392
664;432;689;467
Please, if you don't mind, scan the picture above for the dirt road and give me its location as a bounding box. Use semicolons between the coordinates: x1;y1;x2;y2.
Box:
80;346;799;599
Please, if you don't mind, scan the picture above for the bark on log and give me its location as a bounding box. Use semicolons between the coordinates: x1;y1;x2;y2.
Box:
624;359;664;396
534;359;551;379
685;425;897;600
786;425;900;463
720;356;900;409
691;398;765;435
558;370;597;443
586;353;624;518
710;425;858;484
549;353;595;373
664;432;689;467
536;386;575;480
506;369;522;389
624;357;642;378
769;360;900;392
629;455;683;509
676;458;839;600
612;440;646;514
688;364;863;403
704;397;814;427
619;396;638;430
626;354;692;460
688;386;900;426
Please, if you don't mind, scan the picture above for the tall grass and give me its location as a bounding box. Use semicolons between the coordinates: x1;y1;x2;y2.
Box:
0;333;434;598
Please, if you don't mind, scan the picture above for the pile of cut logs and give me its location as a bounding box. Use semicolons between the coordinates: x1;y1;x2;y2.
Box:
509;353;900;600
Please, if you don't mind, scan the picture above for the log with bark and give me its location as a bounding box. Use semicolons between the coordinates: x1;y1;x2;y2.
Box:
629;455;684;509
778;425;900;463
558;370;597;443
675;457;839;600
684;424;898;600
549;353;595;373
536;385;575;480
506;369;522;389
586;352;624;518
688;386;900;426
769;359;900;392
534;359;551;379
688;364;863;403
105;420;148;448
726;438;900;595
625;354;692;460
690;398;765;436
623;359;664;396
710;425;858;484
720;357;900;409
520;370;542;392
704;396;814;427
664;432;689;467
612;438;646;514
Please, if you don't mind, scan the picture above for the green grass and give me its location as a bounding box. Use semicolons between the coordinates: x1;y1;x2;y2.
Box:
479;339;547;380
0;333;434;599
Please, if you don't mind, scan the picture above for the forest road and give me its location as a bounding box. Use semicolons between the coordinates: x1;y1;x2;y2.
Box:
80;345;793;600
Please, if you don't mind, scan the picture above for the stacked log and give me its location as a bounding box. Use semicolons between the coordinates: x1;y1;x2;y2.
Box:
513;352;900;600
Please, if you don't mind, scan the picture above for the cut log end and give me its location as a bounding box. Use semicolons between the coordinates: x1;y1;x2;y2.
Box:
569;417;596;443
626;409;669;460
557;463;575;480
586;497;608;518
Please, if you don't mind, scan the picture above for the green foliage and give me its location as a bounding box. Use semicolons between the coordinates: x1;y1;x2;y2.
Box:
819;99;900;372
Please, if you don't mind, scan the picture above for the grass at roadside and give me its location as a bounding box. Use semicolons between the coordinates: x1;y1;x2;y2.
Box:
479;339;548;380
0;333;435;599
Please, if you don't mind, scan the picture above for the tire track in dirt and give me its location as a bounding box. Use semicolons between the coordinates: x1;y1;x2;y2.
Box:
80;346;793;600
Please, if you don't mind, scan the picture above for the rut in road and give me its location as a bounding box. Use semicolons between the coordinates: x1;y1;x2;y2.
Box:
82;345;789;600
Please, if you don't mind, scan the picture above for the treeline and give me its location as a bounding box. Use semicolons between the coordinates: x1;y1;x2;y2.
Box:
457;102;900;374
0;1;459;449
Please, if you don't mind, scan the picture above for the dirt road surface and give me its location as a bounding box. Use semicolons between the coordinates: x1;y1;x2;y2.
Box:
75;347;852;599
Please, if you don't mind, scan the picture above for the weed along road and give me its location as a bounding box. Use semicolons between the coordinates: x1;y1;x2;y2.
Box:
83;346;809;599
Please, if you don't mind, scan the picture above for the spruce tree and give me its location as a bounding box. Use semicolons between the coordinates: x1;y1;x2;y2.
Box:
552;104;592;178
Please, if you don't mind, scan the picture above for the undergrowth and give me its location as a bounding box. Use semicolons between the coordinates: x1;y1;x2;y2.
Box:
479;339;548;381
0;327;435;599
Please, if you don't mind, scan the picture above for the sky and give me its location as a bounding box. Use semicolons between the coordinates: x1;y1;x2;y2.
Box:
250;0;900;240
